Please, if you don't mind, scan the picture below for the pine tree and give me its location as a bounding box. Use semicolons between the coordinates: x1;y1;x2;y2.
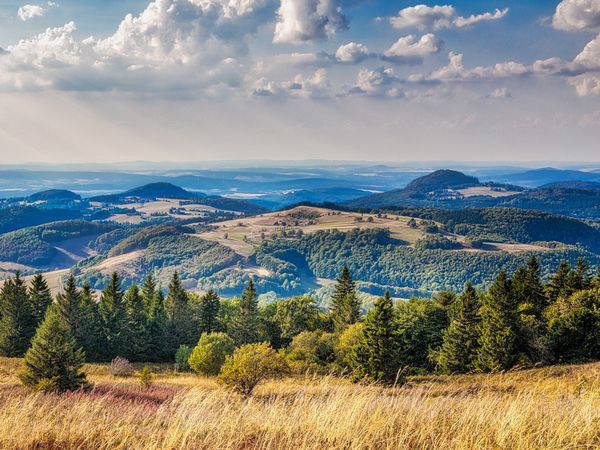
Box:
166;272;194;352
0;273;36;357
350;291;399;384
546;260;572;303
330;266;361;331
141;274;157;312
124;284;149;361
147;289;169;361
78;282;103;362
436;283;481;373
199;289;220;335
19;305;88;393
28;274;52;328
231;279;260;345
54;274;82;331
475;271;519;372
98;272;127;360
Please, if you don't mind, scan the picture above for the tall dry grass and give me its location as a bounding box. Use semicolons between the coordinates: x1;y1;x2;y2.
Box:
0;358;598;449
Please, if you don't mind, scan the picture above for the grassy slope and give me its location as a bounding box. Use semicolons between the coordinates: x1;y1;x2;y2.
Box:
0;358;598;448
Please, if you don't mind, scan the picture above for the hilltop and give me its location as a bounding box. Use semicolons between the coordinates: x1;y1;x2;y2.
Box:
27;189;81;202
90;182;204;202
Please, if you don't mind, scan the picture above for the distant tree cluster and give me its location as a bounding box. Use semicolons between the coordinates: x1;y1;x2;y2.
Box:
2;258;599;394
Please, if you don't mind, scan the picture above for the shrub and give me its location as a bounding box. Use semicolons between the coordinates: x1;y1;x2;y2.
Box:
335;322;364;369
188;333;235;376
175;345;193;372
139;366;154;390
286;331;336;373
218;343;288;396
109;357;134;377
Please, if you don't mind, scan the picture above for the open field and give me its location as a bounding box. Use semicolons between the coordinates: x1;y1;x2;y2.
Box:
195;206;435;256
196;206;551;257
0;269;69;295
0;358;598;449
454;187;522;198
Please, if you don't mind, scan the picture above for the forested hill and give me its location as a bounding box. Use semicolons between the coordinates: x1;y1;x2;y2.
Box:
90;182;204;202
27;189;81;202
346;170;600;219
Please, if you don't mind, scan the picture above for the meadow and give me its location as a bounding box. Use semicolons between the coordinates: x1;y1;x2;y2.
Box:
0;357;598;449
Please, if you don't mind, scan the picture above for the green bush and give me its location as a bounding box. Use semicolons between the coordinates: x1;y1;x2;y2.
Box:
218;343;288;396
175;345;193;372
188;333;235;376
139;366;154;390
286;330;336;373
335;322;364;369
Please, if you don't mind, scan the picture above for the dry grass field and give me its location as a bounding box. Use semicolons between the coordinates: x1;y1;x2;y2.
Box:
0;357;598;449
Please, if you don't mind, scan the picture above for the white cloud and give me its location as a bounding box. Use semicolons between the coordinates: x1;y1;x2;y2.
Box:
18;4;45;21
274;0;349;43
488;87;511;99
389;4;508;31
350;66;402;97
251;68;331;97
382;33;441;64
335;42;370;63
2;0;276;93
553;0;600;31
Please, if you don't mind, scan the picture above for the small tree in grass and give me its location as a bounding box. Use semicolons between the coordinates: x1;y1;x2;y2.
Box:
188;332;235;376
175;345;193;372
218;342;288;396
19;306;88;393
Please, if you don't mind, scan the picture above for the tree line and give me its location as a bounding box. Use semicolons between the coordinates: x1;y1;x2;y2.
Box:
0;257;599;392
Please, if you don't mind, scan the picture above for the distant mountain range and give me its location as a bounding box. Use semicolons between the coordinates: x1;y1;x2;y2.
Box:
347;170;600;219
479;168;600;188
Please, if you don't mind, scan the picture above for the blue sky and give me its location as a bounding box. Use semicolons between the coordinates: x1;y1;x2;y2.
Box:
0;0;599;163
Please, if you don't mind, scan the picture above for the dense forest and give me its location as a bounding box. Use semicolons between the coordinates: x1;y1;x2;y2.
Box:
2;256;599;393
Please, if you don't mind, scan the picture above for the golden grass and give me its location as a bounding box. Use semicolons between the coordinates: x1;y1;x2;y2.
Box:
0;358;598;449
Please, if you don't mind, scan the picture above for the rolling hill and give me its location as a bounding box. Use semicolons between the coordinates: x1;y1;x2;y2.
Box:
481;168;600;188
27;189;81;202
90;182;267;215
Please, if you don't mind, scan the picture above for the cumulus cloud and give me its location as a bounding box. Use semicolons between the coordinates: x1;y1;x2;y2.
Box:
274;0;351;43
1;0;276;93
335;42;370;63
382;34;441;64
347;66;404;97
17;2;57;21
488;87;512;99
251;68;331;97
389;4;508;31
553;0;600;31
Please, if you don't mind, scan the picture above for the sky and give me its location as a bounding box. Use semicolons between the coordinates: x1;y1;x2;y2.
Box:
0;0;600;163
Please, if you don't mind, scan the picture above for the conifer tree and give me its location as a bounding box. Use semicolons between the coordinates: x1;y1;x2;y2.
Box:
28;274;52;328
166;272;194;352
198;289;220;335
0;273;36;357
78;282;103;361
19;305;88;393
231;279;260;345
330;266;361;331
124;284;149;361
475;271;519;372
141;274;157;312
546;261;572;303
350;291;399;384
54;274;82;331
436;283;481;373
98;272;127;360
147;289;169;361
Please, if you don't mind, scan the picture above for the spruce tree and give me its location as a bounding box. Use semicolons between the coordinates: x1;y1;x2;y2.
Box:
124;284;149;361
475;271;519;372
546;261;572;303
166;272;194;352
147;289;169;361
199;289;220;335
98;272;127;360
28;274;52;328
19;305;88;393
330;266;361;331
231;279;260;345
350;291;399;384
54;274;82;331
436;283;481;373
0;273;36;357
78;282;103;362
141;274;157;312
